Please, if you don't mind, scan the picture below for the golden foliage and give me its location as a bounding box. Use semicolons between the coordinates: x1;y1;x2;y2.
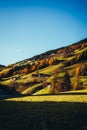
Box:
73;78;83;90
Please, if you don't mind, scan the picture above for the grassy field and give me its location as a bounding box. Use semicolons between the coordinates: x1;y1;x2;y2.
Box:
0;90;87;130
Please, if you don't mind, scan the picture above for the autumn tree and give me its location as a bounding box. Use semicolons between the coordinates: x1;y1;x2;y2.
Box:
81;42;85;49
56;71;71;92
73;77;83;90
73;66;83;90
31;63;37;72
20;67;29;74
36;60;40;76
50;75;58;94
49;70;71;94
49;67;59;94
76;64;87;77
64;71;71;90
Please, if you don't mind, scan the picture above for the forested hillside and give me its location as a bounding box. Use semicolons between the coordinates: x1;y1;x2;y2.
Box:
0;38;87;95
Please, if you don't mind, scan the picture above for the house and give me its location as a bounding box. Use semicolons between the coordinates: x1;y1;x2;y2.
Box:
32;73;50;77
12;76;20;81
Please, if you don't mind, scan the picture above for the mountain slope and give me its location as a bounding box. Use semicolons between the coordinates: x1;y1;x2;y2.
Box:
0;38;87;95
0;64;6;71
0;83;21;99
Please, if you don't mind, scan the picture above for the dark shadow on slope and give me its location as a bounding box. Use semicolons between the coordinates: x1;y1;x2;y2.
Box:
0;84;22;100
0;100;87;130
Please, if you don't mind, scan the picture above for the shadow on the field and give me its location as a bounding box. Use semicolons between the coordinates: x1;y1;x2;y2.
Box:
0;100;87;130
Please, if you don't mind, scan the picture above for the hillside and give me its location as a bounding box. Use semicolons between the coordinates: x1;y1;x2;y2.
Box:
0;84;21;99
0;38;87;96
0;64;5;71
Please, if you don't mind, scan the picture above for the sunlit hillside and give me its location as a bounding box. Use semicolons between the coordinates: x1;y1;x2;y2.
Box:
0;38;87;96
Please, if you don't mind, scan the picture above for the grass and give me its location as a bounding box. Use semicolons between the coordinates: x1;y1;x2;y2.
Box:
6;89;87;102
39;63;63;75
0;92;87;130
67;56;75;61
75;47;87;54
33;87;50;95
22;83;43;94
0;68;10;73
0;79;12;85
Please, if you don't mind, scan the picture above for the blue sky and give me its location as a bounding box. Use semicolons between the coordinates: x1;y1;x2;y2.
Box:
0;0;87;65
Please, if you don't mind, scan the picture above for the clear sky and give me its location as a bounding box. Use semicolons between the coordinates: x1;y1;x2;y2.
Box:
0;0;87;65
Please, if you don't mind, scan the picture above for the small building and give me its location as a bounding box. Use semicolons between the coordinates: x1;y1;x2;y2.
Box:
12;76;20;81
32;73;50;78
47;82;51;88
